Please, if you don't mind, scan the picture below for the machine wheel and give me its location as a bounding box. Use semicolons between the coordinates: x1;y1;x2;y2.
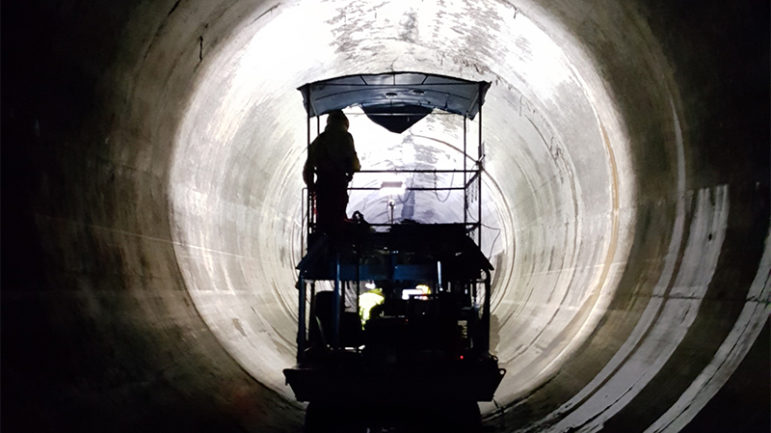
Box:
452;401;482;432
304;402;367;433
389;402;480;432
305;401;480;432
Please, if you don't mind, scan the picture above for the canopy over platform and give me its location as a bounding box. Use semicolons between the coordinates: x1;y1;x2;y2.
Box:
298;72;491;133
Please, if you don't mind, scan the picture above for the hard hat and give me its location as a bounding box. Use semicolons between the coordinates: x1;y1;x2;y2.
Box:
326;109;349;129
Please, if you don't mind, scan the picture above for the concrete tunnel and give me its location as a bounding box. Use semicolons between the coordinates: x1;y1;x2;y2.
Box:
2;1;769;432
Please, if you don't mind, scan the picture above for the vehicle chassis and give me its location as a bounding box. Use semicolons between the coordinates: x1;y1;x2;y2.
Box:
283;72;505;431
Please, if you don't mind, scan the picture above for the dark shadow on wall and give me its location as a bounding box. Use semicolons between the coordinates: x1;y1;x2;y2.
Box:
1;2;303;432
682;319;770;433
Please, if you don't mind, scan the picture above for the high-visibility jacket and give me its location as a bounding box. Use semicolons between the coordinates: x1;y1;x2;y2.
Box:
359;289;385;326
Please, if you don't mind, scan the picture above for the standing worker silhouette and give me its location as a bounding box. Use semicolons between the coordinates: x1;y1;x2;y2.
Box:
303;110;361;236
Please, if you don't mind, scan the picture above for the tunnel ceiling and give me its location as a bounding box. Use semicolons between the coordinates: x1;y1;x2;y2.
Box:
2;0;769;432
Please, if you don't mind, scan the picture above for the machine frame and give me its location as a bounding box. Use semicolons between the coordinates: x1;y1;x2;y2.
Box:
284;71;504;431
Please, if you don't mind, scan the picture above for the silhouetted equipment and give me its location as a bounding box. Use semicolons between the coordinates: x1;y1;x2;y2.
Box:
298;71;490;133
285;72;503;432
362;104;433;133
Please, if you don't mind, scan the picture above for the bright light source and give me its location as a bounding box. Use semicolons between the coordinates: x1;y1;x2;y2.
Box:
401;284;431;300
401;288;422;300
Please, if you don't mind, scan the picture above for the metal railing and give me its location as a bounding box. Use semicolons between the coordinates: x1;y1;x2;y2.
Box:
304;111;485;250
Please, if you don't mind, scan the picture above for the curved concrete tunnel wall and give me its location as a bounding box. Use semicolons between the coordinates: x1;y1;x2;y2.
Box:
2;1;768;433
169;0;634;408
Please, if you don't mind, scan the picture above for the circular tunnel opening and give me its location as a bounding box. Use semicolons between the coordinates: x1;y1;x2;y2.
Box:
168;0;635;417
5;1;768;432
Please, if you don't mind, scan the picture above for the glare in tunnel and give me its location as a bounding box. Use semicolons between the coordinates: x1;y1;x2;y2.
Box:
3;0;769;432
167;0;634;414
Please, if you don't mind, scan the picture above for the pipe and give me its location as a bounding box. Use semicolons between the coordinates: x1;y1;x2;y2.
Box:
1;1;768;432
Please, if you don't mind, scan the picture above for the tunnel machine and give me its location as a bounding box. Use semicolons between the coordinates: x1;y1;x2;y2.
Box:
283;72;506;431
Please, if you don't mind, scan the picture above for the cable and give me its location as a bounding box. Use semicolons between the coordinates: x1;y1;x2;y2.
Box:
434;170;454;203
